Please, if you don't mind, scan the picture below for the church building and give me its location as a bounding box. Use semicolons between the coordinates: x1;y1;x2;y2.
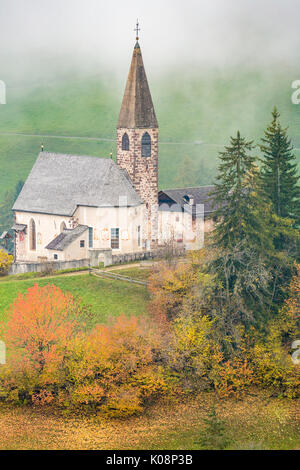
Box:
12;30;213;266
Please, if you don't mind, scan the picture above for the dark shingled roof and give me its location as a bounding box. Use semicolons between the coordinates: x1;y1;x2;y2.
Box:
117;42;158;129
158;186;215;217
45;225;88;251
13;152;142;216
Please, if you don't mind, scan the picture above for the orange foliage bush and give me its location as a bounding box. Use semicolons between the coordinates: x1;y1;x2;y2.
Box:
148;260;199;324
212;359;254;399
58;315;167;416
4;284;82;372
0;284;167;415
1;284;85;402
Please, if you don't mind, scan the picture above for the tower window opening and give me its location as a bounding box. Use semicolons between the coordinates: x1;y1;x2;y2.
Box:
141;132;151;157
122;133;130;151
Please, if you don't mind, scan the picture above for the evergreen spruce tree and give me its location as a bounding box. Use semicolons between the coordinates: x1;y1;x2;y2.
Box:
210;132;272;249
209;132;274;326
195;404;231;450
260;107;300;225
260;108;300;302
0;180;24;253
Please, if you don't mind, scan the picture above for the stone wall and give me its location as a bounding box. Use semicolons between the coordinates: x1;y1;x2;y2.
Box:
107;247;185;267
9;247;186;273
9;258;90;275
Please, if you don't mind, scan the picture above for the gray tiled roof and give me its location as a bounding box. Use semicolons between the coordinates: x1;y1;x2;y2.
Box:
45;225;88;251
13;152;142;216
158;186;215;216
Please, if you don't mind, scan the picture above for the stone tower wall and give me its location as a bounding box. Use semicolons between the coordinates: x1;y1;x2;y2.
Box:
117;127;158;246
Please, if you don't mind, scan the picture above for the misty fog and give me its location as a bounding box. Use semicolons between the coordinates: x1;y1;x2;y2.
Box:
0;0;299;199
1;0;300;81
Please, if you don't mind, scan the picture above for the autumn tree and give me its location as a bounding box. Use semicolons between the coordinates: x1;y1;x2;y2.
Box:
2;284;86;402
0;249;13;275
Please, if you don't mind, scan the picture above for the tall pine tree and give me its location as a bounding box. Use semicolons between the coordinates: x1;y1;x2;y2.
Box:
210;131;272;252
260;108;300;303
260;107;300;225
209;132;274;326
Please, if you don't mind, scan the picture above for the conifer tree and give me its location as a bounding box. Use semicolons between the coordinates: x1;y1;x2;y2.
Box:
195;404;231;450
0;180;24;252
260;107;300;225
209;132;274;325
210;131;272;253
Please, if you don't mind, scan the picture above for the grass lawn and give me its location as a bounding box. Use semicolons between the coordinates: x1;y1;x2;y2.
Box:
0;392;298;450
106;267;153;281
0;273;149;326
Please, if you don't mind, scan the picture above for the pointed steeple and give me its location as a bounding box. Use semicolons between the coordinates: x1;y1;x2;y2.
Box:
117;42;158;129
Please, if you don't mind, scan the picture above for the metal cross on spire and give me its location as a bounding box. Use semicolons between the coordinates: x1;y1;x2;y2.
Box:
134;19;140;40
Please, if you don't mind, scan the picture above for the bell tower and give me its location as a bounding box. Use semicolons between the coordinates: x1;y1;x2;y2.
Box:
116;22;158;248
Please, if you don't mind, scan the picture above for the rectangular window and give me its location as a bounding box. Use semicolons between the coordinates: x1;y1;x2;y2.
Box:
89;227;93;248
111;228;119;249
80;240;85;248
137;225;141;247
54;254;58;260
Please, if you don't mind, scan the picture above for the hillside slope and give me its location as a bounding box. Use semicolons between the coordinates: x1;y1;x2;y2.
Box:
0;66;299;203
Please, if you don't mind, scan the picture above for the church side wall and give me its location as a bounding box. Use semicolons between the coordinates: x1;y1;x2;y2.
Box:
14;204;145;263
14;211;71;262
74;205;144;254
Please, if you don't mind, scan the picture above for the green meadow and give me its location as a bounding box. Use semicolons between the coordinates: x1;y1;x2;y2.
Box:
0;273;149;326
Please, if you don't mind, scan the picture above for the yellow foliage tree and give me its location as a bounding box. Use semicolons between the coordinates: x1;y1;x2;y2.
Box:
0;249;13;275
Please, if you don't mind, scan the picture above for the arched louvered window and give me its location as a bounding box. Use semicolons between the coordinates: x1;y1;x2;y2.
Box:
29;218;36;251
122;133;129;151
141;132;151;157
60;221;67;233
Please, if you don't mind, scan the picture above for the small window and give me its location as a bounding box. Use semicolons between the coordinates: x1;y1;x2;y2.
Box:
29;218;36;251
54;254;58;260
60;221;66;233
111;228;120;249
137;225;141;247
80;240;85;248
88;227;93;248
141;132;151;157
122;133;129;151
